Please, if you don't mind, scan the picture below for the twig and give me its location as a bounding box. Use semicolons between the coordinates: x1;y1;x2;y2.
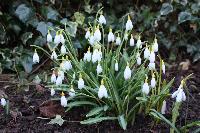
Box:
30;58;49;75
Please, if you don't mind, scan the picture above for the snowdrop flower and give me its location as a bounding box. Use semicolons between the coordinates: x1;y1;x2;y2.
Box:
33;50;39;64
54;32;61;44
130;34;135;46
96;62;103;74
56;75;62;85
51;71;56;83
172;81;186;102
89;34;95;45
78;74;85;89
144;46;150;59
69;85;75;97
108;28;115;43
85;29;91;39
152;37;158;52
99;14;106;25
136;54;141;65
161;100;167;114
115;34;121;45
124;31;128;41
136;36;142;48
61;44;67;55
94;26;101;42
51;50;58;60
98;80;108;99
92;49;102;63
149;51;155;63
62;56;72;71
51;88;55;96
124;63;131;80
150;73;156;88
125;15;133;31
60;92;67;107
60;34;65;44
1;98;6;107
83;47;92;62
115;61;119;71
58;70;64;80
47;31;52;42
148;62;155;70
162;60;166;74
142;77;150;95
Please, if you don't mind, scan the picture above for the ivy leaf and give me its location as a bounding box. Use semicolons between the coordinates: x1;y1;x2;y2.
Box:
178;11;191;24
66;21;78;37
21;55;33;73
21;32;33;45
48;115;65;126
36;21;53;36
74;12;85;25
15;4;34;23
160;3;173;16
34;36;46;46
47;7;59;20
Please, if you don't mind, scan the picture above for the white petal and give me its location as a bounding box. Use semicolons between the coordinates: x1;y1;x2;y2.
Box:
161;100;167;114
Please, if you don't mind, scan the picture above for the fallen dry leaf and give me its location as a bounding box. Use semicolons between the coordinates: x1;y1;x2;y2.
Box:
179;59;190;71
36;84;45;93
39;100;65;118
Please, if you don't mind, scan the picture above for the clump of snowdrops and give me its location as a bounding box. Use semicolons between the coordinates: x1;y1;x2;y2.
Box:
32;9;193;131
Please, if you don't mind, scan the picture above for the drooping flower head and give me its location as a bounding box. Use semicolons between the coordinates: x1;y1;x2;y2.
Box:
47;30;52;42
150;73;156;88
85;28;91;39
162;60;166;74
33;49;39;64
98;79;108;99
144;44;150;59
136;36;142;49
78;73;85;89
152;37;158;52
142;76;150;95
124;62;131;80
108;28;115;43
69;85;75;97
51;70;57;83
115;60;119;72
99;13;106;25
84;47;92;62
115;34;121;45
172;80;186;102
54;31;61;44
136;53;141;65
94;25;101;42
60;92;67;107
61;44;67;55
1;98;6;107
130;34;135;46
96;62;103;74
51;50;58;60
125;15;133;31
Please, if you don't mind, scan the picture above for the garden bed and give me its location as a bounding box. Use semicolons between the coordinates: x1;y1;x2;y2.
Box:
0;59;199;132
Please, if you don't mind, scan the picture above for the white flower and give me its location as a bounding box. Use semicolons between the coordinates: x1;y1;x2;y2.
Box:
172;82;186;102
60;34;65;44
150;74;156;88
51;50;58;60
124;32;128;41
47;32;52;42
58;70;64;80
94;27;101;42
136;53;141;65
92;49;102;63
99;14;106;25
62;60;72;71
33;50;39;64
61;44;67;55
153;38;158;52
51;88;55;96
115;61;119;71
1;98;6;107
162;60;166;74
51;72;56;83
108;28;115;43
148;62;155;70
96;63;102;74
161;100;167;114
98;80;108;99
78;74;85;89
54;33;61;44
136;36;142;48
144;46;150;59
85;29;90;39
89;35;95;45
116;35;121;45
149;51;155;63
142;78;150;95
130;35;135;46
124;63;131;80
83;47;92;62
56;75;62;85
125;15;133;31
61;92;67;107
69;86;75;97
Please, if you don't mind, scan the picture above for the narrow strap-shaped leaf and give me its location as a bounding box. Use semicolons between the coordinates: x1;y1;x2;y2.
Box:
67;101;97;107
80;117;117;124
86;105;109;117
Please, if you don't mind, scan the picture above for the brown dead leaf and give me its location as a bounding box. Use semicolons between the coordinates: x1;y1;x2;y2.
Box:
36;84;45;93
39;100;65;118
179;59;190;71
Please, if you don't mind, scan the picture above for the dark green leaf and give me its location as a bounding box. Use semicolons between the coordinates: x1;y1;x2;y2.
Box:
36;21;53;36
21;32;33;45
160;3;173;16
15;4;34;23
178;11;192;24
81;117;117;124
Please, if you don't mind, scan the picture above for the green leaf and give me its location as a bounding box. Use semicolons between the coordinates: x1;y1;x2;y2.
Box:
180;121;200;131
178;11;192;24
34;36;46;46
15;4;34;23
36;22;53;36
66;21;78;37
21;55;33;73
150;109;180;133
67;101;97;108
48;115;65;126
118;115;127;130
81;117;117;124
47;7;59;20
160;3;173;16
21;32;33;45
74;12;85;25
86;105;109;117
136;97;147;102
